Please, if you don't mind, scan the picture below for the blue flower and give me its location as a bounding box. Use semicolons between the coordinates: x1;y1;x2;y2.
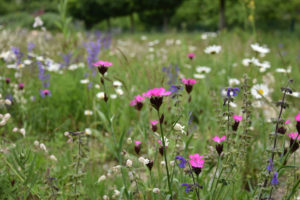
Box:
175;156;186;168
227;87;239;97
271;172;279;185
266;158;273;172
181;183;192;193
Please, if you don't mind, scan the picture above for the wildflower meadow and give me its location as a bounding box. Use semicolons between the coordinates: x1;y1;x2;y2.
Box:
0;1;300;200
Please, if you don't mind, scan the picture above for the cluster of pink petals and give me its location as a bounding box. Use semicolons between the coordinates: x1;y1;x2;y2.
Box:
189;153;205;168
182;78;197;85
19;83;24;87
187;53;195;58
143;88;171;98
130;95;145;106
295;112;300;122
233;115;243;122
42;89;50;94
150;120;159;125
135;140;142;146
285;120;290;124
93;60;113;67
288;132;300;140
212;136;226;144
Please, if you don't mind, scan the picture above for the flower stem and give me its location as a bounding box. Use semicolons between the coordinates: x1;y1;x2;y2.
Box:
157;110;173;199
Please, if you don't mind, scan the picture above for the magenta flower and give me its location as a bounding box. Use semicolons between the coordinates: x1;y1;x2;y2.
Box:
40;89;51;98
187;53;195;60
232;115;242;131
212;136;226;144
212;136;226;156
18;83;24;90
5;77;10;84
143;88;171;110
93;60;112;75
182;78;197;94
130;95;145;111
150;120;158;132
233;115;242;122
134;140;142;154
189;153;205;175
285;120;290;124
288;132;299;153
295;112;300;122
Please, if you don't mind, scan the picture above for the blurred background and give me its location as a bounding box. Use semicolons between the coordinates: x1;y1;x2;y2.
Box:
0;0;299;33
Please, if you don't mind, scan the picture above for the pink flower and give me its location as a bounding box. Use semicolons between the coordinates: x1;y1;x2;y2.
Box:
92;60;112;67
288;132;300;140
143;88;171;98
189;153;205;168
295;112;300;122
93;60;112;75
18;83;24;90
285;120;290;124
151;120;159;126
187;53;195;59
130;95;145;106
135;140;142;145
212;136;226;144
233;115;242;122
182;78;197;85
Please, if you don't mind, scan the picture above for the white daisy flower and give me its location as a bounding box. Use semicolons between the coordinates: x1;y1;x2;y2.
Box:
257;61;271;72
204;45;221;54
250;43;270;55
115;88;124;96
84;110;93;116
287;91;300;98
113;81;122;87
229;78;240;86
33;16;43;28
275;66;291;73
251;84;269;99
196;66;211;73
80;79;89;84
242;57;260;67
96;92;105;99
110;94;117;99
193;74;206;79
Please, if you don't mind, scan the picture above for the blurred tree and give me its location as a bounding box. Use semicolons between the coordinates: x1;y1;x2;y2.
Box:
219;0;226;30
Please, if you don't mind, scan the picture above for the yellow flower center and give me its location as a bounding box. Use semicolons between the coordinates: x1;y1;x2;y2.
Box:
258;89;264;95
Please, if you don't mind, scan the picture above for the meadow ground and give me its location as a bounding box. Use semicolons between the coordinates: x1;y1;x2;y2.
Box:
0;30;299;199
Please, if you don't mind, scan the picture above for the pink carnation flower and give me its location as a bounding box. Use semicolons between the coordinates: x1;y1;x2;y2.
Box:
135;140;142;146
18;83;24;90
288;132;300;140
187;53;195;59
295;112;300;122
189;153;205;168
212;136;226;144
233;115;243;122
130;95;145;106
143;88;171;98
182;78;197;85
93;60;112;67
285;120;290;124
151;120;159;126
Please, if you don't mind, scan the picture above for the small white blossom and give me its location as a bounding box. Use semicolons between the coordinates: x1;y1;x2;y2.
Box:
49;155;57;162
97;175;106;182
96;92;105;99
39;143;47;152
84;110;93;116
126;159;133;167
19;128;26;137
12;127;19;132
34;140;39;147
80;79;89;84
33;16;43;28
115;88;124;96
153;188;160;194
204;45;221;54
127;137;132;144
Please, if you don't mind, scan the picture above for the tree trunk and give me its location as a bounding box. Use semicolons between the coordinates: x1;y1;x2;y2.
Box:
163;14;168;32
130;13;135;33
219;0;226;31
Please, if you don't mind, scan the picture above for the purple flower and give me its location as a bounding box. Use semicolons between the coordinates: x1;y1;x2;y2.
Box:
175;156;186;168
266;158;273;172
40;89;51;98
85;39;101;76
271;172;279;185
11;46;23;65
37;61;50;88
181;183;193;193
227;87;239;97
27;43;35;52
61;52;72;68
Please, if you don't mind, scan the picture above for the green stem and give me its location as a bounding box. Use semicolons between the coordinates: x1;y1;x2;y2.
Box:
157;109;173;199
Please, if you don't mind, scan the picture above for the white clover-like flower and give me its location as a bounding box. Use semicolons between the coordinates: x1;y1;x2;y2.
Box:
113;81;122;87
113;190;120;198
204;45;221;54
161;161;166;166
84;128;92;135
174;123;185;134
19;128;26;137
39;143;47;152
110;94;117;99
84;110;93;116
96;92;105;99
126;159;133;167
127;137;132;144
251;84;269;99
49;155;57;162
80;79;89;84
97;175;106;182
138;157;145;164
193;74;206;79
4;113;11;121
196;66;211;74
103;195;109;200
34;140;39;147
229;78;240;86
33;16;43;28
143;158;150;165
250;43;270;55
152;188;160;194
170;160;175;166
12;127;19;132
5;99;11;105
115;88;124;96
